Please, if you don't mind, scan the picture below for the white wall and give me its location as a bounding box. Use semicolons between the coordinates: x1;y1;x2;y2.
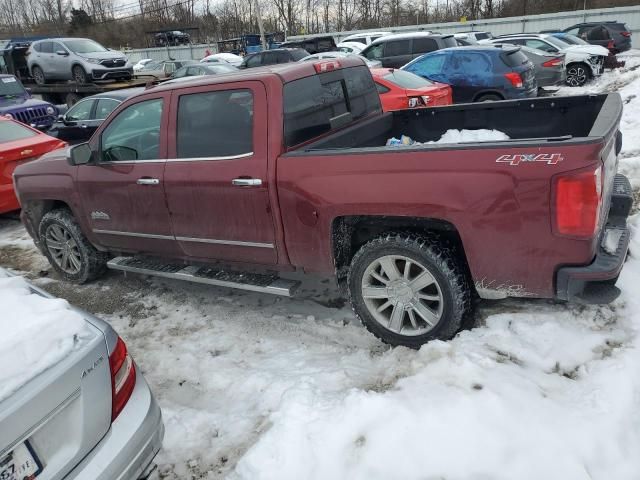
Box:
289;5;640;48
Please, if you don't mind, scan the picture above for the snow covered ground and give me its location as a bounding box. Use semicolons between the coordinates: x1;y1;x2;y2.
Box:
0;51;639;479
0;271;89;402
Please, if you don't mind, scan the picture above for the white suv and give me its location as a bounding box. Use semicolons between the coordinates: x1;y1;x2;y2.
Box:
27;38;132;85
491;33;608;86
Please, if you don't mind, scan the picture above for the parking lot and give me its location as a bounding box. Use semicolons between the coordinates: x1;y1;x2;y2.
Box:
0;48;638;479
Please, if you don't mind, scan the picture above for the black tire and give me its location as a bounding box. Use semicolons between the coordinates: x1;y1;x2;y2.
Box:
72;65;88;84
32;66;46;85
566;63;591;87
475;93;502;102
348;232;471;349
39;209;108;283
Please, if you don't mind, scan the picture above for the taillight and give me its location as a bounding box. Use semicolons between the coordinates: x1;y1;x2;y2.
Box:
554;166;602;238
542;57;563;67
313;60;341;73
607;40;615;50
109;336;136;421
504;72;523;88
621;31;631;37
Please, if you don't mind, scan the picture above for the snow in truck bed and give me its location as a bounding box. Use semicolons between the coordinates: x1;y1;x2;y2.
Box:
0;271;89;402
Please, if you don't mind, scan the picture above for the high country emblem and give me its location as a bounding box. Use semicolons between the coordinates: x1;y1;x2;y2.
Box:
496;153;564;166
91;211;110;220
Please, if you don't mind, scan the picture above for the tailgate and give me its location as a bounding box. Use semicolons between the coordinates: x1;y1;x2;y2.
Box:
0;285;112;480
589;93;623;230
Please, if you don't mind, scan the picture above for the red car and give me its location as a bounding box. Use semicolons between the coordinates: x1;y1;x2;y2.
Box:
371;68;452;111
0;117;66;213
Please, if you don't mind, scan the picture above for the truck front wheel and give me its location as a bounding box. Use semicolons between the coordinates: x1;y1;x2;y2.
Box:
348;233;471;348
39;209;108;283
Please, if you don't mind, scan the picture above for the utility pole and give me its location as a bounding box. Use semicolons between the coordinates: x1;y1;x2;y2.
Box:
254;0;267;50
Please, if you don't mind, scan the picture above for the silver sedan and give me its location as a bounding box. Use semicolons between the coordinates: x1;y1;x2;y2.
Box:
0;272;164;480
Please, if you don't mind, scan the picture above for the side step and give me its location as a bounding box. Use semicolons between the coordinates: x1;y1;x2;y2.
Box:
107;256;299;297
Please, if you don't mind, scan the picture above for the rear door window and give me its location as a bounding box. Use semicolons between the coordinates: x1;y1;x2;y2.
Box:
177;89;253;158
318;38;334;50
412;38;438;54
261;52;278;65
283;65;381;147
0;121;38;142
460;52;492;75
384;40;411;57
39;42;53;54
587;26;611;40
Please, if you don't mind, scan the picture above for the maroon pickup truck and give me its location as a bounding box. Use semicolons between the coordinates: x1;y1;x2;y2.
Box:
13;57;632;348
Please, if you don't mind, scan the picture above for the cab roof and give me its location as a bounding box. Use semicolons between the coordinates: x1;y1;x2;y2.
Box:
148;56;367;94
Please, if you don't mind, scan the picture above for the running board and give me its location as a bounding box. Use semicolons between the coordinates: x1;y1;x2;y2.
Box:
107;256;299;297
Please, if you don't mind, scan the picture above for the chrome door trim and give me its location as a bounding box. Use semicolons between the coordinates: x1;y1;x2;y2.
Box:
92;229;274;248
109;152;254;165
175;236;274;249
92;229;174;240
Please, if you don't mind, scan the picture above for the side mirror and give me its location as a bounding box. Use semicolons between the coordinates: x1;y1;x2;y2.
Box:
69;143;93;165
56;50;69;56
25;87;32;94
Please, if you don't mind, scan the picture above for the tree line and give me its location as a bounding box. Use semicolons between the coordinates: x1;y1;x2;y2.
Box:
0;0;634;49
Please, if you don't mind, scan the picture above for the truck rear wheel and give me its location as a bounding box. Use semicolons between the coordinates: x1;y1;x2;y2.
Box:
39;209;108;283
348;233;471;348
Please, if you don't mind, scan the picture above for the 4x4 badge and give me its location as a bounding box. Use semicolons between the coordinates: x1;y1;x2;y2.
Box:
496;153;564;166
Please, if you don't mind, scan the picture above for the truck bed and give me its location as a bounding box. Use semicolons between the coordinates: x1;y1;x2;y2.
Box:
298;94;612;152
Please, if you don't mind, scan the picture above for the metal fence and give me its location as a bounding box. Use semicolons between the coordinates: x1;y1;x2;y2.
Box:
123;44;215;63
288;5;640;48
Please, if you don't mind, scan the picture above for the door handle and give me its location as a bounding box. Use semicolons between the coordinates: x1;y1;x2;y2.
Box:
232;178;262;187
136;178;160;185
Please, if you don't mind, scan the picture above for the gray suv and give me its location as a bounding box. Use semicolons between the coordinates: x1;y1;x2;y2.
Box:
361;32;458;68
27;38;133;85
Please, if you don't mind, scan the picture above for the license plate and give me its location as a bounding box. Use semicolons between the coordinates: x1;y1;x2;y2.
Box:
0;441;43;480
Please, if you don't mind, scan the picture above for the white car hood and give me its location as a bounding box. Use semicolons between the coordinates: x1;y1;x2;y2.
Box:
562;44;609;57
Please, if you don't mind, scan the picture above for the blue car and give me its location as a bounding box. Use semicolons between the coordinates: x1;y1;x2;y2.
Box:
0;74;58;129
402;46;537;103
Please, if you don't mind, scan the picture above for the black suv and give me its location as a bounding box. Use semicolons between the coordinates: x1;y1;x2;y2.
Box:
154;30;190;47
239;48;309;69
563;22;631;53
360;33;457;68
278;36;336;54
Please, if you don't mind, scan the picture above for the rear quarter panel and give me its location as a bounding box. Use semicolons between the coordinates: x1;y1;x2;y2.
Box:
278;140;605;298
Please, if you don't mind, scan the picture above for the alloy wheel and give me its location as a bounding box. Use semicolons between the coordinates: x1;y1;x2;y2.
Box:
45;224;82;274
567;66;587;86
361;255;443;336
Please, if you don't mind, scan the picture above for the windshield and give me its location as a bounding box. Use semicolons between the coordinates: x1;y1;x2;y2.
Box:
560;34;590;46
0;120;38;142
0;76;26;97
64;39;108;54
383;70;433;88
546;36;571;49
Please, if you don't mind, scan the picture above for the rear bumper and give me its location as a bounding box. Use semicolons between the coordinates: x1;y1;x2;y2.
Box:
556;174;632;304
65;365;164;480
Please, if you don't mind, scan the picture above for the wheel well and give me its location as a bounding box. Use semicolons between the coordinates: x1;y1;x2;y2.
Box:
331;216;472;290
22;200;71;241
472;90;505;102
